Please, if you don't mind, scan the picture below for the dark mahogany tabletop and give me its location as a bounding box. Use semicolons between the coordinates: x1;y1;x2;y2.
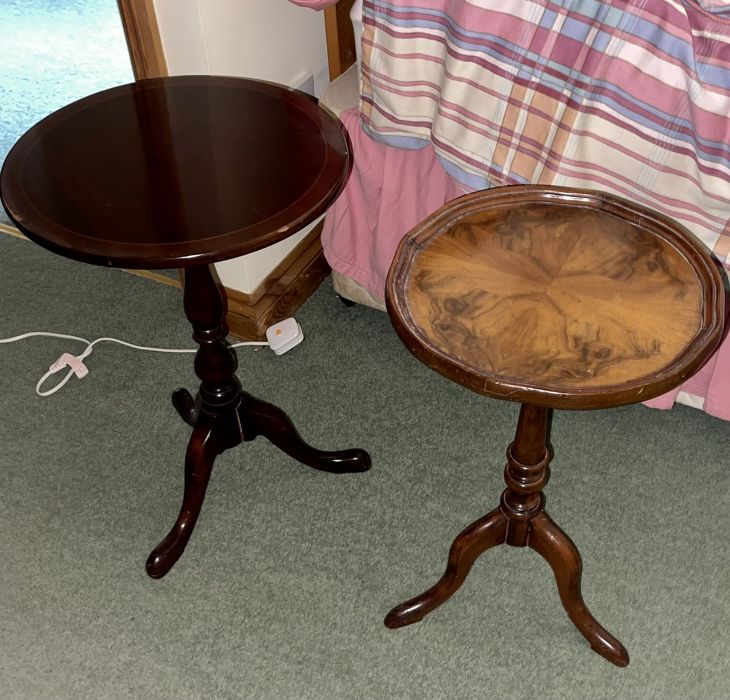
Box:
0;75;350;269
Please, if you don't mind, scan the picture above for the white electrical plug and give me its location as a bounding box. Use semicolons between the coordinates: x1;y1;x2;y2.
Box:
265;318;304;355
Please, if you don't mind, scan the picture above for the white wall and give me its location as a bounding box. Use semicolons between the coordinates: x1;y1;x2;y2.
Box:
152;0;330;294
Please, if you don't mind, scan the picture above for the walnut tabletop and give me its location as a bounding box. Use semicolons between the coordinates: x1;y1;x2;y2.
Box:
387;185;724;410
0;75;350;268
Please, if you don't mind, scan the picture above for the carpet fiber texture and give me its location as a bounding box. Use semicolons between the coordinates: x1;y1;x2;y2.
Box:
0;232;728;699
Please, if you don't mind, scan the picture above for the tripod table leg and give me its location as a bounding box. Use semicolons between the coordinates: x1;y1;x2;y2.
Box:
146;416;220;579
384;507;508;628
528;511;630;667
239;392;371;474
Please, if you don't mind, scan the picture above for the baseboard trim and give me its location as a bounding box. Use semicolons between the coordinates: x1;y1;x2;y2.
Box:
224;221;330;340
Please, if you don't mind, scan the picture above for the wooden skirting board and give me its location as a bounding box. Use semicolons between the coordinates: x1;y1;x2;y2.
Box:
223;220;330;340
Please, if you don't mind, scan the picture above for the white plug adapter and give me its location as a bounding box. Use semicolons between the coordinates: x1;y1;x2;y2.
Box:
266;318;304;355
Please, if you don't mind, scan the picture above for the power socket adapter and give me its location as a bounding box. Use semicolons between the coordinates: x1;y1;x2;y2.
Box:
266;318;304;355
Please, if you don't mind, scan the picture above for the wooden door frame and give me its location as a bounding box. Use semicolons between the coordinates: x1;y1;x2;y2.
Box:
116;0;167;79
324;0;357;80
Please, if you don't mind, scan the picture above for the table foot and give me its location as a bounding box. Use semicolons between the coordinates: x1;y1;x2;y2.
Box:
172;387;199;427
146;417;219;579
239;392;371;473
528;511;629;667
385;507;508;628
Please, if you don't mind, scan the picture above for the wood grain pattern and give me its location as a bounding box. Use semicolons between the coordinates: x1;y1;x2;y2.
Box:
387;186;724;409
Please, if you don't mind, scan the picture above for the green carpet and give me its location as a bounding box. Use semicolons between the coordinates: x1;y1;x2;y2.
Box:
1;232;728;699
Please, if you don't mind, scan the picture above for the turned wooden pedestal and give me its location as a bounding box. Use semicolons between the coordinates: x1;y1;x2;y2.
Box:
384;185;724;666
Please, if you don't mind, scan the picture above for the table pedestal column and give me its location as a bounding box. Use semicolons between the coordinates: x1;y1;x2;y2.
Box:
384;403;629;667
146;264;371;579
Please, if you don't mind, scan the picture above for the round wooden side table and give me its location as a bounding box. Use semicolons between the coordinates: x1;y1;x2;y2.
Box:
0;75;371;579
384;185;725;666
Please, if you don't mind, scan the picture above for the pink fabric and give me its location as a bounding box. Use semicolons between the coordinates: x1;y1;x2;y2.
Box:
287;0;337;8
321;108;466;301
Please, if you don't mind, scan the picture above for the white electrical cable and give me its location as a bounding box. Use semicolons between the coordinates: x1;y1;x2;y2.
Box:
0;331;268;397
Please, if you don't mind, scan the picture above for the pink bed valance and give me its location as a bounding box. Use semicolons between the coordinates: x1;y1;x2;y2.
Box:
288;0;337;8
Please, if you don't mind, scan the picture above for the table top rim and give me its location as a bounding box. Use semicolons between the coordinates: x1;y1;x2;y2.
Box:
386;185;726;410
0;75;350;268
